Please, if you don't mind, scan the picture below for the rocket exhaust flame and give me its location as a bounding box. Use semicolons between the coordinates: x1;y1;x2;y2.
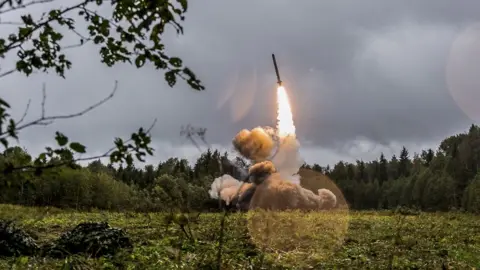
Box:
271;54;296;138
276;85;296;138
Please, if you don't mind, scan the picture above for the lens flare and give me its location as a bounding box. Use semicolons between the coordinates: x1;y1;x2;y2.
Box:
276;86;296;137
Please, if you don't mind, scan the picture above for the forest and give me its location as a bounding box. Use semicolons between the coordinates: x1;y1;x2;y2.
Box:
1;124;479;213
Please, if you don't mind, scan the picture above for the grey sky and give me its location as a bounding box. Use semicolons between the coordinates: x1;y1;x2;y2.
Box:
2;1;480;166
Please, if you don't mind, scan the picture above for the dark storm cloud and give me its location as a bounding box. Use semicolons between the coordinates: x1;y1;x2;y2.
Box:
2;0;480;164
167;1;479;149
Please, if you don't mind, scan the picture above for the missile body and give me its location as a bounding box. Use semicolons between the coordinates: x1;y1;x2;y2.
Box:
272;54;282;86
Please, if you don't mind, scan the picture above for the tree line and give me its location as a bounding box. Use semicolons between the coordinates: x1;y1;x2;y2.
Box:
1;125;479;213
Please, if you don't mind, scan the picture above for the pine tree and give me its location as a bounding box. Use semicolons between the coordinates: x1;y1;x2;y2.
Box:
421;149;434;167
378;153;388;185
389;154;399;180
398;146;411;177
356;160;367;182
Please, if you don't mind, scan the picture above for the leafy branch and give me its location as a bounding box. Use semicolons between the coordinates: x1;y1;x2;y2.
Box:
0;0;205;172
3;117;157;175
0;0;205;89
0;79;157;175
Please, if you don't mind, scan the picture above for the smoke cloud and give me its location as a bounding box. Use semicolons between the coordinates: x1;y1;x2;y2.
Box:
210;126;337;211
208;174;241;200
208;174;254;206
270;135;303;185
232;127;275;163
232;126;303;185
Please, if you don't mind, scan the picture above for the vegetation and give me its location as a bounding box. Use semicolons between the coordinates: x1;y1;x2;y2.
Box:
0;124;478;268
1;124;480;213
0;205;478;269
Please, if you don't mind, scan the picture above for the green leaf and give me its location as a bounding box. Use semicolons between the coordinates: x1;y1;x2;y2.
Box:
169;57;182;68
7;119;17;139
69;142;86;153
177;0;188;11
18;27;32;39
38;153;47;161
93;35;105;44
135;55;146;68
0;98;10;108
165;70;177;87
55;132;69;146
0;138;8;149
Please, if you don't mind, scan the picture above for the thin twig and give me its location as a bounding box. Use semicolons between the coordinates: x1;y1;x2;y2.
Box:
41;82;46;118
0;69;15;79
1;80;119;137
16;99;31;125
180;125;205;153
63;27;92;49
0;21;24;25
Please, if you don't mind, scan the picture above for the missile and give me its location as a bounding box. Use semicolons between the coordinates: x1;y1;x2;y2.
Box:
272;53;282;86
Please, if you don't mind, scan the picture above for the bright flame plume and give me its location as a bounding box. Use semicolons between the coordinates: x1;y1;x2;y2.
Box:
276;86;296;137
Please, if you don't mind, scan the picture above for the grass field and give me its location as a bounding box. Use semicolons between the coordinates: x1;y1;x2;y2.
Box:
0;204;479;269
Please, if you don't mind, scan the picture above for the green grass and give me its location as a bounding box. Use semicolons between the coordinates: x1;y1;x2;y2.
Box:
0;204;479;269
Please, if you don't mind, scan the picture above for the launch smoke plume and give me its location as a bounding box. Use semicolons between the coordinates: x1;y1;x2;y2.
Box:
205;79;348;267
230;126;303;186
208;85;337;211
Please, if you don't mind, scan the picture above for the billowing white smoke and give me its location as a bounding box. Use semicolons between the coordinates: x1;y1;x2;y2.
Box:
270;135;303;185
209;174;254;206
208;174;242;201
208;126;337;210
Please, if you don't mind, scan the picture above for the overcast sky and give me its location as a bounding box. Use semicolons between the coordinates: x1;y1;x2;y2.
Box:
2;1;480;167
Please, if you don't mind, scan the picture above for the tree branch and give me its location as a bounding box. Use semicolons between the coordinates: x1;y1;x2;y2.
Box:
0;20;24;26
6;117;158;173
0;2;110;79
0;69;15;79
16;99;31;125
0;0;55;15
63;27;92;49
1;0;90;55
82;7;196;86
180;124;208;153
77;117;157;162
0;80;118;144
